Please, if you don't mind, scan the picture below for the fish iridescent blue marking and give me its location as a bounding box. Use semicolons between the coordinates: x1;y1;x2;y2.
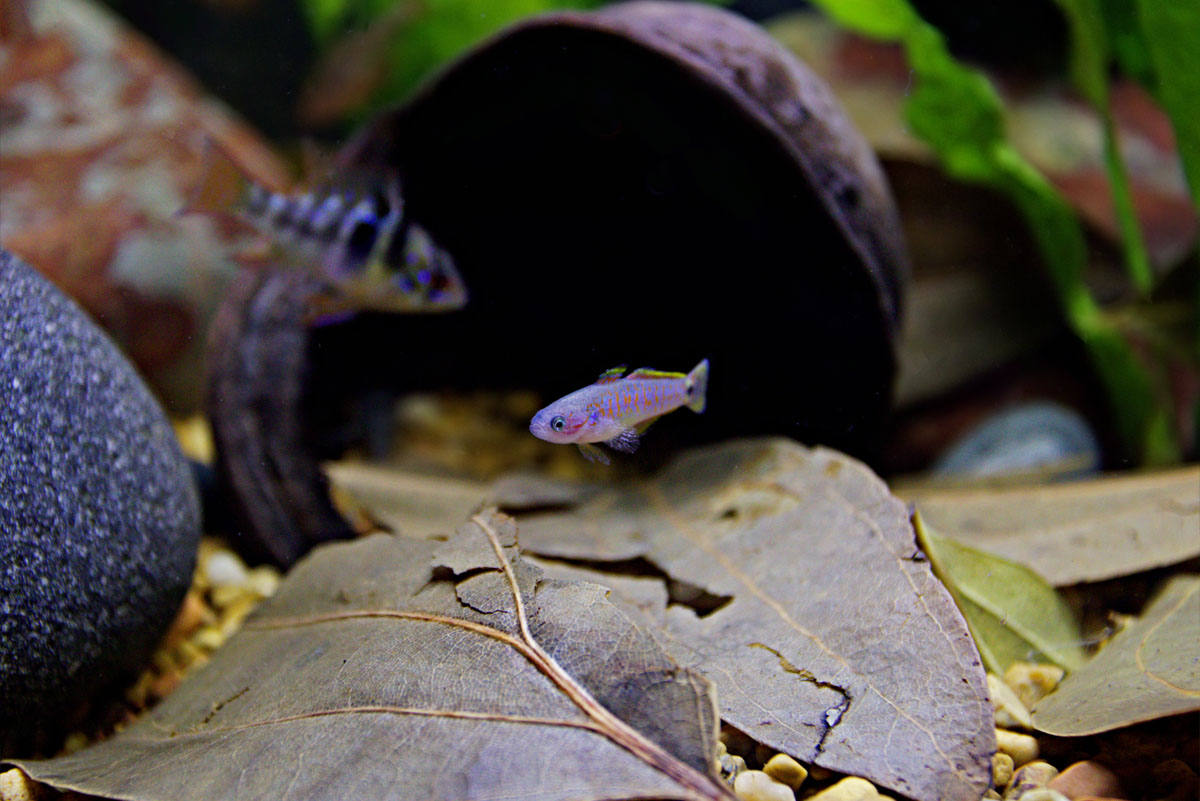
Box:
180;138;468;317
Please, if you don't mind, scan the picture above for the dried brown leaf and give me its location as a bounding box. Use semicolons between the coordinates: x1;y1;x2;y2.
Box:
8;512;732;801
902;466;1200;586
503;439;995;801
1032;574;1200;735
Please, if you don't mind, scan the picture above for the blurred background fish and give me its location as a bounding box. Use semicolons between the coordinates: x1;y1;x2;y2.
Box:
181;140;467;320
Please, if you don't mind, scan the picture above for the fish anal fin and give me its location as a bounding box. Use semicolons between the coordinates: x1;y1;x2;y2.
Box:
605;427;640;454
595;365;627;384
626;367;684;380
577;442;611;465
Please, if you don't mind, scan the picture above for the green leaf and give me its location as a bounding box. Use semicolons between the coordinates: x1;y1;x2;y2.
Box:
1054;0;1110;106
914;512;1086;674
802;0;920;39
807;0;1175;462
1135;0;1200;207
1052;0;1152;293
1099;0;1156;90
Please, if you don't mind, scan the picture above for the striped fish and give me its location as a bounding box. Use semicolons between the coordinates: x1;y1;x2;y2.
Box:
529;360;709;464
182;140;466;319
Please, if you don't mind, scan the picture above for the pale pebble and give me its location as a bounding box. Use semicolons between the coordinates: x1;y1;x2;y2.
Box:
203;550;249;587
1004;662;1064;709
720;753;748;783
996;728;1040;767
1004;761;1060;801
210;583;250;610
246;566;281;598
175;639;207;669
218;595;260;637
984;792;1002;800
1048;761;1123;800
807;777;881;801
994;752;1015;789
733;770;795;801
763;753;807;790
1015;791;1070;801
988;673;1032;729
192;625;226;651
0;768;38;801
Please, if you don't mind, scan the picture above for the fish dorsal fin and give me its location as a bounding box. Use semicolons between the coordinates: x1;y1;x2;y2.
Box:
626;367;684;380
595;365;627;384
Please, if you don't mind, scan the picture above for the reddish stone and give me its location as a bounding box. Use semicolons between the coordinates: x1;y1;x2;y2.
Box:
0;0;288;412
1049;761;1125;801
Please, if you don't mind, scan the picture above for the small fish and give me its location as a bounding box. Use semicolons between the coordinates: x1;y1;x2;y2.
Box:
181;138;467;319
529;359;709;464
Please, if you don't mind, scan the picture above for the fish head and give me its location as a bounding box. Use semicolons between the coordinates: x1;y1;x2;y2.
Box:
529;404;589;444
325;217;468;314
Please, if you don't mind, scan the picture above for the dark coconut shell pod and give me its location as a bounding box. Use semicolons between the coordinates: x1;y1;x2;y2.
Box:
207;1;908;567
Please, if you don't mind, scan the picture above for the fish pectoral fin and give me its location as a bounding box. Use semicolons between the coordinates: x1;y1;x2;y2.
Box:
595;365;627;384
605;427;641;454
577;442;611;465
634;417;657;436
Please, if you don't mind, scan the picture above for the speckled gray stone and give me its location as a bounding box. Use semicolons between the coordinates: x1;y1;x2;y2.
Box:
0;249;200;751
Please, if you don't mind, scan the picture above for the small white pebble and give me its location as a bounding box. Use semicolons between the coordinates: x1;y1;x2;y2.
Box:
763;753;807;790
987;673;1032;729
1013;790;1069;801
720;752;748;782
192;625;226;651
995;728;1039;767
0;767;39;801
734;770;795;801
993;752;1015;789
246;566;281;598
210;583;249;610
806;777;881;801
1003;662;1064;709
204;550;248;586
1004;761;1060;800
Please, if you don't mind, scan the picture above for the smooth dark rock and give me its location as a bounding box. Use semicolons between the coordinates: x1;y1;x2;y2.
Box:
0;249;200;753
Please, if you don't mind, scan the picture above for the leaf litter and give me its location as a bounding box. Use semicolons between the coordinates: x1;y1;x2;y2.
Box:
11;439;1002;801
914;513;1087;674
902;466;1200;586
9;511;733;801
497;438;996;801
1032;574;1200;736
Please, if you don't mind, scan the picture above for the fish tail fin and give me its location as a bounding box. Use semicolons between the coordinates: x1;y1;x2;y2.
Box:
177;135;271;222
686;358;709;413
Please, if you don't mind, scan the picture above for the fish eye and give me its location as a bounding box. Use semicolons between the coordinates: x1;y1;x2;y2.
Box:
550;416;566;432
